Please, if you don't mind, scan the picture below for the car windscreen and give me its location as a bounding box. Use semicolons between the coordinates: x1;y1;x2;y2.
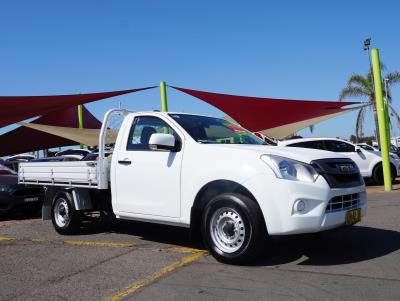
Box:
169;114;266;145
0;164;17;175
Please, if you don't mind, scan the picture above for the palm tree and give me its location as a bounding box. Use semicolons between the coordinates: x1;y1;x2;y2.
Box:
339;64;400;145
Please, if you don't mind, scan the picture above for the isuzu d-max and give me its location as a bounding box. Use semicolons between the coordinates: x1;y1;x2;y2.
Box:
18;109;366;263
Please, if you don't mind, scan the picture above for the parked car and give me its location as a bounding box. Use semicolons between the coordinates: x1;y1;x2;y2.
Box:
3;154;35;171
279;137;400;184
5;154;35;161
19;109;366;264
81;152;112;161
55;149;90;159
357;143;400;159
30;156;81;162
0;163;44;214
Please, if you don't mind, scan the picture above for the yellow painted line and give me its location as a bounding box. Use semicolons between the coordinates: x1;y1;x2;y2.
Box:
64;240;135;248
104;251;207;301
0;236;135;248
0;236;16;241
168;246;207;253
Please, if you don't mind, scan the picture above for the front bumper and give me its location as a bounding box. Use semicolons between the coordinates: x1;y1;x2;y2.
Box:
242;173;366;235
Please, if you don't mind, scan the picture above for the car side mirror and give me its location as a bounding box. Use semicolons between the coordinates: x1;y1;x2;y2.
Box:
355;146;362;153
149;133;176;151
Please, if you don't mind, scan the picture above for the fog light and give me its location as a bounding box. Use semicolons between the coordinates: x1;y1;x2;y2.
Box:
294;199;307;213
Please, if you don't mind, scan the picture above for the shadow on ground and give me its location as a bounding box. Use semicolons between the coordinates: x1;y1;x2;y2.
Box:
0;207;41;221
254;226;400;266
2;205;399;267
77;219;400;267
77;218;202;249
365;178;400;189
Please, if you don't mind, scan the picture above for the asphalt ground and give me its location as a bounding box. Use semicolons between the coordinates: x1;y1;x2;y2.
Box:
0;183;399;301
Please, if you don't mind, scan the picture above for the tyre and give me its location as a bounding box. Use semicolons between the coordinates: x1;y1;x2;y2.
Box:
201;193;267;264
372;163;396;185
51;191;82;235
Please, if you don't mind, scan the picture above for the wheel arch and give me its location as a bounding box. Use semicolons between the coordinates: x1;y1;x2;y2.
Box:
43;187;88;220
372;161;397;176
189;179;266;241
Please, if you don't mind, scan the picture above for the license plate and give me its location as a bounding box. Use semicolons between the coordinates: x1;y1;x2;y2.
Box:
345;208;361;225
24;197;39;203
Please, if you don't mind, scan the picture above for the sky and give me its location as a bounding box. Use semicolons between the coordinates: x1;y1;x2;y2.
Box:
1;0;400;140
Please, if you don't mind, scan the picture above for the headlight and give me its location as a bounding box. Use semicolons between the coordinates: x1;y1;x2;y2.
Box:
0;185;9;192
390;153;400;160
261;155;319;183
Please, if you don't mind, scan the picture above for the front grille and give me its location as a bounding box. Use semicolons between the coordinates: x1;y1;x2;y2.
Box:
311;158;364;188
326;193;360;213
322;173;364;188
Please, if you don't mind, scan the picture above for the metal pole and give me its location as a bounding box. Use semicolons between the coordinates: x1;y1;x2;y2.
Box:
371;48;392;191
364;39;379;146
384;99;391;151
160;81;168;112
78;104;84;149
384;79;393;151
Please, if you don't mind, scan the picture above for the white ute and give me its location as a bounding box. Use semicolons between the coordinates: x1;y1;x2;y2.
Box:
18;109;366;263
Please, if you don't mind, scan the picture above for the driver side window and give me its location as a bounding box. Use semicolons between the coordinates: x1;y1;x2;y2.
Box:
127;116;175;151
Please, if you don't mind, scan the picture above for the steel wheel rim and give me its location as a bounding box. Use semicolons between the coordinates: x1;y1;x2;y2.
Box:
54;198;70;228
210;207;245;253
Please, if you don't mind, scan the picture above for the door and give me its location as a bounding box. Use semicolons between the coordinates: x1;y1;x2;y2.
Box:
114;116;183;217
324;140;370;176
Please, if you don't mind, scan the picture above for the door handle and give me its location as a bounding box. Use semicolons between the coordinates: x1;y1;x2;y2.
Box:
118;160;132;165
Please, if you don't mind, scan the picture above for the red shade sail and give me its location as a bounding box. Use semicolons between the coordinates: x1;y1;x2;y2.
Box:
0;105;101;156
172;86;360;137
0;86;155;128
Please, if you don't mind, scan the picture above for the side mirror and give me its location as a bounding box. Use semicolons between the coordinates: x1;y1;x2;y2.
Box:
149;133;176;151
355;146;362;153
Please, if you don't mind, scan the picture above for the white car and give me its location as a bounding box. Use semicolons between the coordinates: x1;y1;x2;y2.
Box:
279;138;400;184
357;143;399;159
19;110;366;264
55;149;90;159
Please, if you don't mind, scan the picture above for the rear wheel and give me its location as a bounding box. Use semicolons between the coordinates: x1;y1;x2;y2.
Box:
51;191;82;235
372;163;396;185
202;193;267;264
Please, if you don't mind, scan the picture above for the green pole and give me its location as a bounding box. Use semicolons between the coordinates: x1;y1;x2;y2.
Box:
371;48;392;191
77;104;84;149
160;81;168;112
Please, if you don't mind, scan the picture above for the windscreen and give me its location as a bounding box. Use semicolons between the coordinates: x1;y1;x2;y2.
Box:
170;114;265;145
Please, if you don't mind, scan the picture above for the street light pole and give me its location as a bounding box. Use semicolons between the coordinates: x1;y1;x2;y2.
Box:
383;78;392;152
385;78;398;150
364;38;374;86
364;38;380;146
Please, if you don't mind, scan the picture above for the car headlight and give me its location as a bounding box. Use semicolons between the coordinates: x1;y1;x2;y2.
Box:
261;155;319;183
0;185;9;192
390;153;400;160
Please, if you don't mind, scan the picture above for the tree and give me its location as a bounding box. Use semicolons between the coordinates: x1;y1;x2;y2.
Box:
339;64;400;145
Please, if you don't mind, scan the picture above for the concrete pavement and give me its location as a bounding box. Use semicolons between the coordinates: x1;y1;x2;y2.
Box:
0;185;399;301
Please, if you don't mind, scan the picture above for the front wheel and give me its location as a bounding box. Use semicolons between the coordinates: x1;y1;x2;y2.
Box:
202;193;268;264
51;191;82;235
